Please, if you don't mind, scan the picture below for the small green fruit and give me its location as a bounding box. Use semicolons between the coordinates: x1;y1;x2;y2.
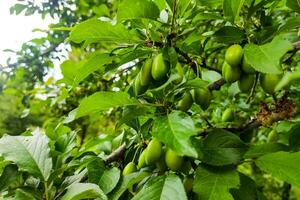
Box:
260;74;282;94
222;108;234;122
139;58;153;86
138;149;147;169
225;44;243;67
173;62;184;84
123;162;137;176
145;138;162;165
183;177;193;193
177;92;193;112
242;58;255;74
151;53;169;81
192;87;212;110
238;74;255;92
134;73;148;95
165;149;183;171
222;62;241;83
267;130;278;143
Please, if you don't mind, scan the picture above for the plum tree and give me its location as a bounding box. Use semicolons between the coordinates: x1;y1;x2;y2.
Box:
0;0;299;199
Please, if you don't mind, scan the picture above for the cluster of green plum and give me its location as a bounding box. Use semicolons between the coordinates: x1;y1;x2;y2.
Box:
176;87;212;112
222;44;255;92
122;138;194;192
134;53;183;95
222;44;282;94
134;52;212;112
122;138;184;176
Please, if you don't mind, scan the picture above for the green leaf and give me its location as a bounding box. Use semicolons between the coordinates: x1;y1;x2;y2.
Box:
60;60;81;85
87;158;120;194
81;53;112;87
286;0;300;13
223;0;245;23
110;171;150;200
193;12;223;22
55;131;77;153
78;135;113;155
117;0;160;21
184;78;209;89
197;0;223;7
244;36;293;74
118;105;155;128
256;151;300;187
131;174;187;200
288;123;300;151
69;18;141;44
277;16;300;33
152;111;198;157
15;188;37;200
11;4;27;15
244;143;288;159
99;167;120;194
61;183;107;200
74;53;112;86
0;134;52;181
61;170;87;189
202;70;222;83
230;173;262;200
179;33;203;55
149;74;181;92
213;26;245;43
60;53;112;87
275;71;300;91
199;129;248;166
0;165;19;192
76;91;139;118
193;165;239;200
176;0;192;17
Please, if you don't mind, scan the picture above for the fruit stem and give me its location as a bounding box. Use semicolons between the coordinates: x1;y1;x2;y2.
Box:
202;115;213;128
170;0;177;34
246;72;259;104
132;146;141;162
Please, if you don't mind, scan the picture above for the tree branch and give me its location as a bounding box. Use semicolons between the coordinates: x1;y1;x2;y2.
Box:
224;118;260;133
293;41;300;50
208;78;226;91
105;144;126;164
174;46;222;74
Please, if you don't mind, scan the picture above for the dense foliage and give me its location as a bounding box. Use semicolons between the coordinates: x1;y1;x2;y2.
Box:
1;0;300;199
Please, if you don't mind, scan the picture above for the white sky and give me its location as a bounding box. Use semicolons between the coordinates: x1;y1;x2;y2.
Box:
0;0;64;79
